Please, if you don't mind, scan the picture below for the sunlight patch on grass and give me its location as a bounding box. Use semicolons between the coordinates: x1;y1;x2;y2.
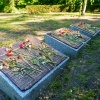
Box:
0;13;100;48
0;39;16;47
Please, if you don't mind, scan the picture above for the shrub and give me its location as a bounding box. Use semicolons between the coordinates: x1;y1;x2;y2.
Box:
26;5;69;14
3;6;12;13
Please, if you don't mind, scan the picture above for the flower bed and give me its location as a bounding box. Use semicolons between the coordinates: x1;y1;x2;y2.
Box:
0;38;69;100
70;22;100;38
45;28;91;58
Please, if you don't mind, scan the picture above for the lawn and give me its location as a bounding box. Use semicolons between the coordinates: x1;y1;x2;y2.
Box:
0;12;100;100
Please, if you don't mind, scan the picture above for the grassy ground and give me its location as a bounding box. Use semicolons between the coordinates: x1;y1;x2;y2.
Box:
37;35;100;100
0;12;100;100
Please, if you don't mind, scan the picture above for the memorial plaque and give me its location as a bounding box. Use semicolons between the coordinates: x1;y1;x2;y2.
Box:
45;28;91;57
0;38;68;91
70;22;100;38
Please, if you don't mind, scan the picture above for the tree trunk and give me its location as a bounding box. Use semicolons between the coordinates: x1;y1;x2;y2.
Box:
81;0;87;15
9;0;15;12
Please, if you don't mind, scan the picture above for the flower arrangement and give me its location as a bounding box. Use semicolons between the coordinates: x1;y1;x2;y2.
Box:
48;28;88;48
75;22;99;34
0;39;63;80
20;40;31;49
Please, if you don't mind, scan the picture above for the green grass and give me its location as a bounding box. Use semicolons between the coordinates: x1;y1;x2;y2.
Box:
0;12;100;100
0;12;100;48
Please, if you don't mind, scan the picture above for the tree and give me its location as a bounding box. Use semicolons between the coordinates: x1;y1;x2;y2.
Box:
81;0;87;15
2;0;16;12
9;0;15;12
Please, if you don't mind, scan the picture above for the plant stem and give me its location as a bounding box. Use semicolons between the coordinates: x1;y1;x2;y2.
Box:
22;57;42;72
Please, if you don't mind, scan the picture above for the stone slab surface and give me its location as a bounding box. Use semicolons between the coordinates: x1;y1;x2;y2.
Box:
45;33;91;58
70;22;100;38
0;38;69;100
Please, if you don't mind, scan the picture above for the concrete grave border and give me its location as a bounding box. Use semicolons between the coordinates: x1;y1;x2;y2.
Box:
45;34;91;58
70;25;100;38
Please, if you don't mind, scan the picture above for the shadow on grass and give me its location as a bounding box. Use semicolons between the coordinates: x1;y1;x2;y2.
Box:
0;14;100;99
0;16;100;47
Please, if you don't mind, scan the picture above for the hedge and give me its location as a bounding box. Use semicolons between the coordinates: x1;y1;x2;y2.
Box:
26;5;69;14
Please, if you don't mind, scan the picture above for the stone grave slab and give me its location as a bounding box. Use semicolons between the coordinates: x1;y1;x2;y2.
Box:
70;22;100;38
45;28;91;58
0;38;69;100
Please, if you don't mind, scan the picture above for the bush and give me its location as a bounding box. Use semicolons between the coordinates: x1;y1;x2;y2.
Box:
26;5;69;14
3;6;12;13
0;5;4;12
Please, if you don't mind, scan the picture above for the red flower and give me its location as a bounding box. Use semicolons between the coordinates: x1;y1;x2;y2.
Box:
20;44;24;48
20;40;30;48
6;49;13;53
7;53;12;57
61;32;65;34
27;40;30;42
8;50;13;53
78;22;83;26
17;55;22;59
6;49;13;57
23;42;26;45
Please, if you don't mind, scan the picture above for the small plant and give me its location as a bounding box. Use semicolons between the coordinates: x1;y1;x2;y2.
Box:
93;66;100;72
63;89;75;98
50;81;61;90
64;74;69;82
77;75;87;83
80;91;96;100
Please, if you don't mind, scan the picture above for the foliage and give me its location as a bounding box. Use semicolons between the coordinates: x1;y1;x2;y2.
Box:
87;0;100;12
0;0;4;11
26;5;69;14
50;81;61;89
3;5;12;13
0;0;100;13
